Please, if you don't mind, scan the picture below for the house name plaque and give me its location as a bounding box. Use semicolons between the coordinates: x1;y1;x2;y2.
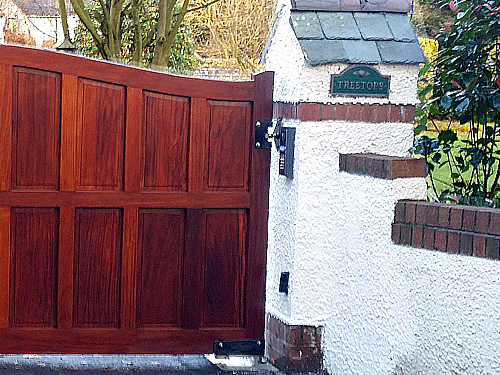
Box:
330;66;390;98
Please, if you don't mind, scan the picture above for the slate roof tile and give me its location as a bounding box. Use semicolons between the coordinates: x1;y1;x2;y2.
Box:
376;40;426;64
343;40;381;64
290;12;324;39
298;39;348;65
290;10;426;65
385;13;418;42
353;13;394;41
317;12;361;40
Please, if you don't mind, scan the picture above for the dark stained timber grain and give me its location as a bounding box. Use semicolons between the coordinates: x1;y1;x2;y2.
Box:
0;45;273;353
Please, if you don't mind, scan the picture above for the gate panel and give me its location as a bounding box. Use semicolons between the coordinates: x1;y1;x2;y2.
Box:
12;68;61;190
137;209;184;327
10;208;58;327
202;209;246;328
0;45;273;353
73;208;123;328
76;79;126;191
142;92;190;192
206;101;251;191
0;65;12;191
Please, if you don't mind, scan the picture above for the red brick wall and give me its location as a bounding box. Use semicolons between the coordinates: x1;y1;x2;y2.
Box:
273;102;416;123
393;201;500;259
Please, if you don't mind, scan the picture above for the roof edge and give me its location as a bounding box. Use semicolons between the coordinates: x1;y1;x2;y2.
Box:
291;0;412;13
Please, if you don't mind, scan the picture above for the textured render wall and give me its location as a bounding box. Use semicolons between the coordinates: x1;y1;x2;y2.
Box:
266;120;500;374
264;3;420;106
265;119;417;323
265;2;500;374
311;170;500;375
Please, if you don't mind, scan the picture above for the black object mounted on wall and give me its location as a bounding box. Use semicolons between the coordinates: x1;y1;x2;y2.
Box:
279;128;295;179
279;272;290;294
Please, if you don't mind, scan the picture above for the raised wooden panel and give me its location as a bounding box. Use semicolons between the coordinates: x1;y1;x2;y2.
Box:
74;208;122;328
0;64;13;191
76;79;125;191
12;68;61;190
137;209;184;327
202;210;246;328
206;101;251;191
10;208;58;327
142;92;190;191
0;208;10;327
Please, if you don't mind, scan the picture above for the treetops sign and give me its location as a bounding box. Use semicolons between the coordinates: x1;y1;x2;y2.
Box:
330;66;390;98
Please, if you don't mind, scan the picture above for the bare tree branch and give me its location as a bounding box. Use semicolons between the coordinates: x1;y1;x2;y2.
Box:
69;0;110;58
131;0;142;64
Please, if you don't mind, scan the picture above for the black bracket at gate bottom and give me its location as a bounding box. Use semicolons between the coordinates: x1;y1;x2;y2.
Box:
213;339;265;356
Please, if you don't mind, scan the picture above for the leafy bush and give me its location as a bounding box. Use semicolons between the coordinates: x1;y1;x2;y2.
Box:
419;37;439;60
413;0;500;207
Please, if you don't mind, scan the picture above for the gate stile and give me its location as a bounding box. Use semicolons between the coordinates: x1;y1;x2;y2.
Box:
0;45;273;353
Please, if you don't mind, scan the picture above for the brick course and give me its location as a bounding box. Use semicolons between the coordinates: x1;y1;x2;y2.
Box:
393;200;500;260
273;102;416;123
339;154;426;180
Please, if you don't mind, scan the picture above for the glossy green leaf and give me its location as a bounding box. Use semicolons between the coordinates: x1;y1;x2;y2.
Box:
432;153;442;163
414;123;426;136
491;94;500;109
471;150;483;167
438;130;458;143
456;98;470;112
441;94;453;109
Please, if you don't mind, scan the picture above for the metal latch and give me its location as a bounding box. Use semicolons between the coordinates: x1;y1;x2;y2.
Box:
213;339;265;356
255;118;282;149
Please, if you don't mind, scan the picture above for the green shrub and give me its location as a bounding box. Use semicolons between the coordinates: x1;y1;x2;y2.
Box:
413;0;500;207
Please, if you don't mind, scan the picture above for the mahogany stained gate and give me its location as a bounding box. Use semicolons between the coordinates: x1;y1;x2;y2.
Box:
0;45;273;353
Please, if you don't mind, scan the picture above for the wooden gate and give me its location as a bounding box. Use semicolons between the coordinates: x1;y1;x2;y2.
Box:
0;45;273;353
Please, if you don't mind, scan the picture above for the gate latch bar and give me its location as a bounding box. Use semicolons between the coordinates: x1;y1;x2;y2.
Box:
213;339;265;356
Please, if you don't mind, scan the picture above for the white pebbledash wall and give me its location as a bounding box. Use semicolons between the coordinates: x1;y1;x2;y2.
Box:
264;2;500;374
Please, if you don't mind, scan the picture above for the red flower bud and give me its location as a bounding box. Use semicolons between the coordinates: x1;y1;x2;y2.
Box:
496;76;500;87
449;1;456;11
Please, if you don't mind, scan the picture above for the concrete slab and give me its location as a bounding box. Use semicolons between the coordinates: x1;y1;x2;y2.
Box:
0;355;284;375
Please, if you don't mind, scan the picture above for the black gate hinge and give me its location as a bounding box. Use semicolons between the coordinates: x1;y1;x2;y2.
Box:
255;119;282;149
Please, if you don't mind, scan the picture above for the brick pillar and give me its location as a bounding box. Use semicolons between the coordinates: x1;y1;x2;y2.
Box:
265;314;322;373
